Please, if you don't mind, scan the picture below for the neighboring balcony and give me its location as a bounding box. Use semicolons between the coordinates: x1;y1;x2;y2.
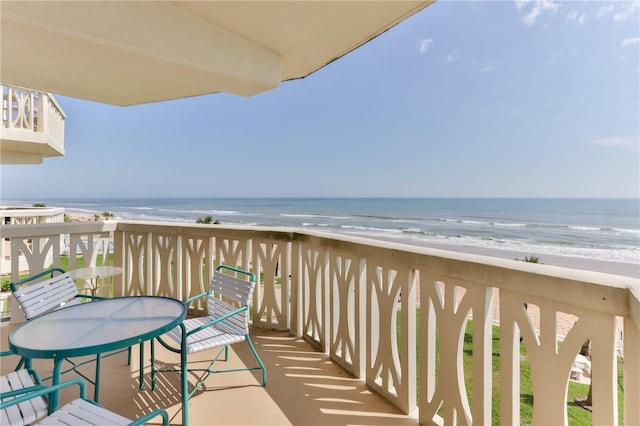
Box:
0;206;65;278
0;220;638;425
1;83;66;164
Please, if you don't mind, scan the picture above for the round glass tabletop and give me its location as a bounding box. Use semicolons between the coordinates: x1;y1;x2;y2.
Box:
68;266;123;280
9;296;186;359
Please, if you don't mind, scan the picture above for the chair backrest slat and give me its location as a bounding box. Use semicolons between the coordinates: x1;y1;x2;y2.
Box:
0;374;22;426
0;370;47;426
12;273;79;319
208;271;255;335
210;272;254;304
210;298;247;331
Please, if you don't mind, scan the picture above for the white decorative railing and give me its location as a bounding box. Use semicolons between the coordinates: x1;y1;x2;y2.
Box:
41;92;66;150
0;207;65;275
1;83;66;154
3;85;36;131
1;220;638;425
0;206;65;225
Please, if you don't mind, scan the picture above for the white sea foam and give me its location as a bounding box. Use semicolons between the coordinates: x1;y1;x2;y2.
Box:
9;197;637;267
494;222;527;227
612;227;640;235
281;213;350;220
336;225;639;264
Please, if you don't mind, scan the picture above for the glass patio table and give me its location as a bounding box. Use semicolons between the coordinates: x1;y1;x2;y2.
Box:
8;296;186;411
68;265;123;296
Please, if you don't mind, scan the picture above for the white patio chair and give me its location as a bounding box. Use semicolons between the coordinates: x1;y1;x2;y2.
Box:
152;265;266;426
0;351;46;426
0;378;169;426
10;268;101;319
10;268;132;401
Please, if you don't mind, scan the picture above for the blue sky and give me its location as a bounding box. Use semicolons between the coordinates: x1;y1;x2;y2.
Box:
2;0;639;199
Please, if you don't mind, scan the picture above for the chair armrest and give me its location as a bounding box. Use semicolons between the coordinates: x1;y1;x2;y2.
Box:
186;305;248;337
75;294;107;302
0;379;85;411
128;408;169;426
0;385;45;400
184;291;210;305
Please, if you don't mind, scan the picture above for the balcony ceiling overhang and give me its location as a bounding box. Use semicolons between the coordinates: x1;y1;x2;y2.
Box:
1;1;434;106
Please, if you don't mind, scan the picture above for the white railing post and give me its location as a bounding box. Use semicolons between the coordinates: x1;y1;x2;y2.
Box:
26;90;34;130
113;228;124;297
624;315;640;424
33;89;45;133
291;241;303;336
6;85;14;129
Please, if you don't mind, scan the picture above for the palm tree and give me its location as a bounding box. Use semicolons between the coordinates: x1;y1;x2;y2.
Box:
196;215;219;224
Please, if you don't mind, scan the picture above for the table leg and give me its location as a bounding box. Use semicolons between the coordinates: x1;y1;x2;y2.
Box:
181;324;189;426
151;339;156;391
139;341;145;391
49;358;63;413
94;353;102;402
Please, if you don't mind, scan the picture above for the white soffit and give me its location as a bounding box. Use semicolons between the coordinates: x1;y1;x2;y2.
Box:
0;1;433;106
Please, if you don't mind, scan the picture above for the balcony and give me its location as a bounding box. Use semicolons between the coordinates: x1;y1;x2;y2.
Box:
0;220;638;425
1;83;66;164
0;325;417;426
0;206;65;278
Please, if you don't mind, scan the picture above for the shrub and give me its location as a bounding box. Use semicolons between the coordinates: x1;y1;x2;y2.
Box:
196;215;215;224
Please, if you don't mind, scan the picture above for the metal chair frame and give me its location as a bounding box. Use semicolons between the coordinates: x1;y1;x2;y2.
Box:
152;265;266;426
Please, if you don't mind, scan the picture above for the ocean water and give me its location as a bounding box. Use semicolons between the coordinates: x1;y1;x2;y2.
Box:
3;198;639;265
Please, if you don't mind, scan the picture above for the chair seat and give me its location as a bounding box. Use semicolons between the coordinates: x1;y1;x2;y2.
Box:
38;398;131;425
166;317;246;354
0;370;47;426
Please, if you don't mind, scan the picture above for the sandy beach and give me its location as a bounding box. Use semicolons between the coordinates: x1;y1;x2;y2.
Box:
67;211;109;222
410;241;639;279
66;211;638;279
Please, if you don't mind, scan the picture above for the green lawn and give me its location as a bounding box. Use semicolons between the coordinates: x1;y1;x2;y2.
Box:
1;254;114;292
399;311;624;425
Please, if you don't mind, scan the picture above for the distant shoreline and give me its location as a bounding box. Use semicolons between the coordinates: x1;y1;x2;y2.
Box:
65;211;639;279
404;239;639;279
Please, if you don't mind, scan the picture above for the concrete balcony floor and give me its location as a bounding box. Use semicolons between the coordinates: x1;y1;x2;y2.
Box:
1;324;418;426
